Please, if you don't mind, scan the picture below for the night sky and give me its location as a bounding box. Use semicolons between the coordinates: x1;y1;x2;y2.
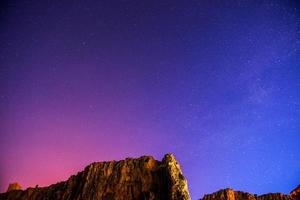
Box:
1;0;300;199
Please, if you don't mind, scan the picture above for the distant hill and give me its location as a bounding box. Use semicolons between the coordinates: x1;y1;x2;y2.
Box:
200;186;300;200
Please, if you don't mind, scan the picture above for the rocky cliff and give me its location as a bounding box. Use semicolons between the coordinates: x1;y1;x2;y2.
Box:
291;185;300;200
1;154;299;200
200;187;300;200
0;154;190;200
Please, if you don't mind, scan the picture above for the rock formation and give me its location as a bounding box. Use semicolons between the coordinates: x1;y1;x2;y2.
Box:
1;153;299;200
6;183;22;192
290;185;300;200
200;187;300;200
0;154;190;200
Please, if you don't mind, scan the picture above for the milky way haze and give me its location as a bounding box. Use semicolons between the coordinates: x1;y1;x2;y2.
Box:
0;0;300;199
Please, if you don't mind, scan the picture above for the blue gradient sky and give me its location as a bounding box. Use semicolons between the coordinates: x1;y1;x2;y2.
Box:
1;0;300;199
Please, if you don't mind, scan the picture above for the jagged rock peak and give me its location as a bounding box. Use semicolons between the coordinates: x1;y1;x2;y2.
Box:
0;154;191;200
200;188;297;200
163;154;191;200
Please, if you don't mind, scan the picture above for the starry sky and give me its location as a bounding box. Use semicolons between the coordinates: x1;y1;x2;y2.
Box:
0;0;300;199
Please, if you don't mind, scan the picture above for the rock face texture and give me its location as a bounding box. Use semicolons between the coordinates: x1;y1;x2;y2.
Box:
200;188;300;200
290;185;300;200
1;153;299;200
0;154;190;200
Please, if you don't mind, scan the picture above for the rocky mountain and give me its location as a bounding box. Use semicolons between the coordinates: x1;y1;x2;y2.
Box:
0;154;190;200
200;187;300;200
0;153;299;200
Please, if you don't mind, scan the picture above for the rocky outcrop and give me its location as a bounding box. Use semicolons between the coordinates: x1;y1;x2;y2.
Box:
0;154;190;200
163;154;190;200
290;185;300;200
1;153;298;200
200;188;299;200
6;183;22;192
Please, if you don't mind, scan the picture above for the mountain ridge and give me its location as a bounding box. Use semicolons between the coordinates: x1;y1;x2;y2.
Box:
0;154;190;200
0;154;299;200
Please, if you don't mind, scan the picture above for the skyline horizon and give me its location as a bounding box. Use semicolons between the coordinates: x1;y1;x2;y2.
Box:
1;0;299;199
